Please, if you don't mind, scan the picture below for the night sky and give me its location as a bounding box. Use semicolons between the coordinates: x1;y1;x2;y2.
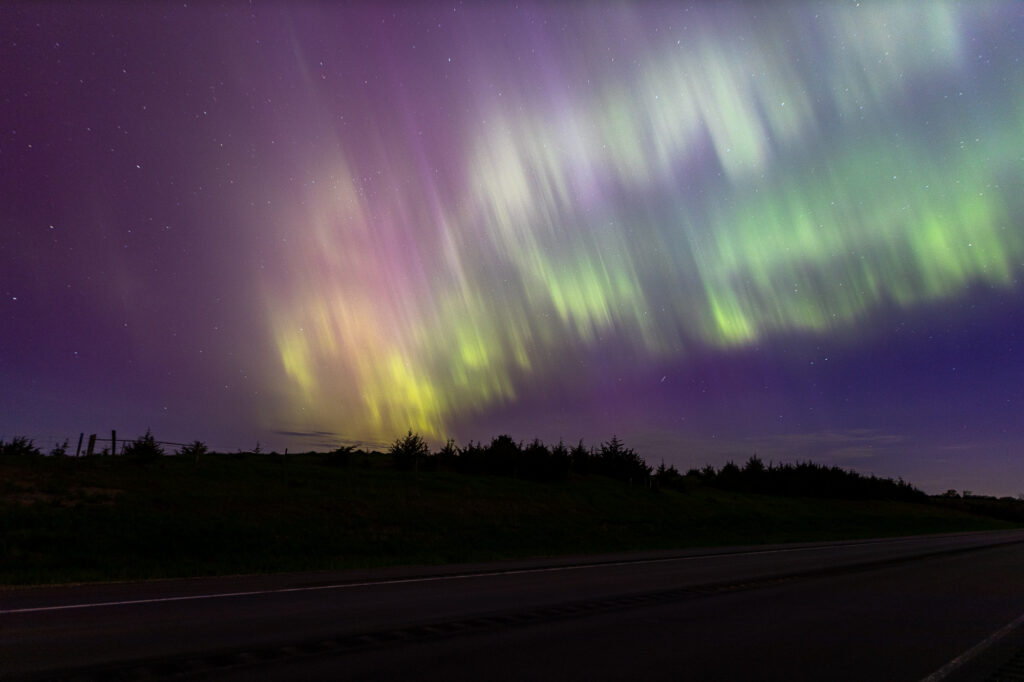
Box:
3;2;1023;496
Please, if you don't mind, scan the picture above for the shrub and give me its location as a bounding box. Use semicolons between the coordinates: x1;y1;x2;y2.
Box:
49;440;70;457
0;436;43;457
324;444;355;466
122;429;164;461
177;440;209;464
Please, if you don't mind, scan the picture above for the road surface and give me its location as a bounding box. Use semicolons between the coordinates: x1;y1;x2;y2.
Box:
3;530;1024;680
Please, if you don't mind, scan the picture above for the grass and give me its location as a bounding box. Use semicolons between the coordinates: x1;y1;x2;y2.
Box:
0;452;1015;585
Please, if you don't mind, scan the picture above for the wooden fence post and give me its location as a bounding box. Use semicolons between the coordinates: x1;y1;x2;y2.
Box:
111;430;117;456
75;433;83;457
86;434;96;456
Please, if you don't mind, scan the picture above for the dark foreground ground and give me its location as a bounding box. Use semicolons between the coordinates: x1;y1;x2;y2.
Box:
0;452;1015;584
4;530;1024;681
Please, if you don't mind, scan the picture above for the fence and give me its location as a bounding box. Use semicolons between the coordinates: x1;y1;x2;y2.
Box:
1;431;190;456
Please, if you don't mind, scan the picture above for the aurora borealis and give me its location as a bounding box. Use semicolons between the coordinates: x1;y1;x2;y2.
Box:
2;2;1023;495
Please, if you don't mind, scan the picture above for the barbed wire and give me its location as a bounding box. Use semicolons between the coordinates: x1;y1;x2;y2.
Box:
0;432;372;455
2;432;195;455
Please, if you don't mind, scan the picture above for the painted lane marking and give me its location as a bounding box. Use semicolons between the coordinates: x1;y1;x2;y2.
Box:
919;610;1024;682
2;533;1015;615
0;546;819;614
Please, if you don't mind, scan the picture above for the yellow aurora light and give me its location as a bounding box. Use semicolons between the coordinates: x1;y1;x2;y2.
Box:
266;3;1024;441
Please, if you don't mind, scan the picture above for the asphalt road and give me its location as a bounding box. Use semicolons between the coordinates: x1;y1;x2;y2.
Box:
3;530;1024;681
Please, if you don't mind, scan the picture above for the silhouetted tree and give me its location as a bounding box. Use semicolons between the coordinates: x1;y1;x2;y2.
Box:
549;440;571;482
937;494;1024;523
654;460;686;492
488;434;522;477
436;438;459;469
570;439;592;475
449;436;572;482
324;443;355;467
390;430;430;471
177;440;209;464
697;458;926;501
596;436;651;484
455;440;486;474
0;436;42;457
738;455;767;493
520;438;550;481
717;460;742;489
122;429;164;462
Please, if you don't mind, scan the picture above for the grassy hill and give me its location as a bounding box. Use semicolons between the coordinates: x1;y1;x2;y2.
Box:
0;451;1016;585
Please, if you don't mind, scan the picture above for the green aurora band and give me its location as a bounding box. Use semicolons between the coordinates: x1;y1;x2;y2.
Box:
267;3;1024;441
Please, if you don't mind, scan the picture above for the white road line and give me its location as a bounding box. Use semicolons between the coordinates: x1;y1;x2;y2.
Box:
0;534;1005;616
0;543;845;615
919;610;1024;682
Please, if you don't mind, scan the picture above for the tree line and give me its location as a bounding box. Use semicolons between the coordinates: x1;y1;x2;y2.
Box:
375;431;652;485
679;456;927;502
3;429;931;502
376;431;927;502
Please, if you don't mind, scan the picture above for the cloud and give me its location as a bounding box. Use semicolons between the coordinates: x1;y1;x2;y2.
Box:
271;429;390;451
272;429;341;438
